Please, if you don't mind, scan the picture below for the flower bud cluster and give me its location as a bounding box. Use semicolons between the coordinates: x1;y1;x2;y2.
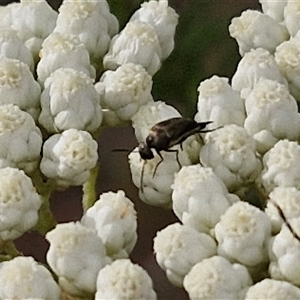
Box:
133;1;300;299
2;0;300;298
0;0;178;298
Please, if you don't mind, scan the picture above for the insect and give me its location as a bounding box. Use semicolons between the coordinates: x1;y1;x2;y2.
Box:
138;117;213;192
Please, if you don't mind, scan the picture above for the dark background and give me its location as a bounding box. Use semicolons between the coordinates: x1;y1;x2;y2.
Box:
0;0;261;299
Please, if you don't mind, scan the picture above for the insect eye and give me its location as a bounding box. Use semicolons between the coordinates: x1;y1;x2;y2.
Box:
138;142;154;160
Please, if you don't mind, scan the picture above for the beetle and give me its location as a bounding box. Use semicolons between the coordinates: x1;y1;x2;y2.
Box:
138;117;213;192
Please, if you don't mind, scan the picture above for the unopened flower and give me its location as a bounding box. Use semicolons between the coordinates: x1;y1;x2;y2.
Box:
95;63;153;126
200;125;261;193
229;9;288;56
0;256;61;300
214;201;271;269
245;278;300;299
0;58;41;120
232;48;287;99
0;0;57;61
275;34;300;100
129;146;191;208
129;0;179;60
194;75;245;128
172;165;239;234
131;100;180;142
39;68;102;133
0;27;34;72
260;139;300;193
40;129;98;187
244;78;300;153
37;32;96;84
183;256;252;300
153;223;217;287
266;187;300;233
284;1;300;37
81;190;137;259
46;221;111;296
103;20;162;75
269;218;300;286
95;259;157;300
54;0;118;71
0;104;43;173
259;0;287;23
0;167;41;241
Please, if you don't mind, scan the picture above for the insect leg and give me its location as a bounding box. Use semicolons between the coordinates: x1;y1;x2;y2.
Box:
140;160;146;193
152;151;164;178
164;148;181;169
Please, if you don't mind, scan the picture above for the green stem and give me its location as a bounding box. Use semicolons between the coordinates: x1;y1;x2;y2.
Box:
31;171;57;235
82;165;99;213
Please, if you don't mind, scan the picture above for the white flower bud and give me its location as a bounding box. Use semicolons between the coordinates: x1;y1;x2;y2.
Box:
81;190;137;260
96;259;157;300
266;187;300;234
183;256;252;300
200;125;262;193
215;201;271;268
284;1;300;37
0;167;41;241
129;146;191;208
129;0;179;60
46;221;111;296
95;63;153;125
131;100;180;142
153;223;217;287
37;33;96;84
39;68;102;133
0;58;41;120
260;139;300;193
195;75;245;128
40;129;98;187
232;48;287;99
0;0;57;60
259;0;287;23
244;78;300;154
0;104;43;173
229;9;289;56
269;218;300;286
245;278;300;299
0;27;34;72
0;256;61;299
103;20;162;75
172;165;239;234
275;34;300;100
54;1;114;70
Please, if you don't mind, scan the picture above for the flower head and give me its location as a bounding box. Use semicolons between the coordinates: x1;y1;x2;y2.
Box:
95;259;157;300
81;190;137;259
95;63;153;125
183;256;252;300
229;9;288;56
39;68;102;133
0;104;43;173
40;129;98;187
0;167;41;241
0;256;61;299
195;75;245;128
46;221;111;296
103;20;162;75
172;165;239;234
129;0;179;60
154;223;217;287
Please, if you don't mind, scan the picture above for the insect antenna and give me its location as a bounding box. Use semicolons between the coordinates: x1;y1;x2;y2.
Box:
140;159;146;193
271;200;300;243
